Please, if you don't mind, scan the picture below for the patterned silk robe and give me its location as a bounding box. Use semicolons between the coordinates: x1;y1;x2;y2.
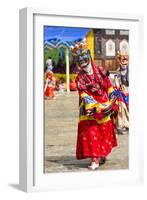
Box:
115;66;129;131
76;64;118;159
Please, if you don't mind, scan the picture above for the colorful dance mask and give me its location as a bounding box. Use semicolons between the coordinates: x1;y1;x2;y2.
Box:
71;41;91;69
117;51;129;69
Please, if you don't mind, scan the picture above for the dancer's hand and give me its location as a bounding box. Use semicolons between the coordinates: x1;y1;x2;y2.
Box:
85;107;96;116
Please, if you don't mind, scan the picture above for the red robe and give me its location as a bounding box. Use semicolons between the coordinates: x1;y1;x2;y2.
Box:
76;65;117;159
44;77;56;98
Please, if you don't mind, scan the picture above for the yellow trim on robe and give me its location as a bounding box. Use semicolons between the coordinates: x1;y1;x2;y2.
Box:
79;91;113;124
96;115;111;124
84;101;112;110
108;86;114;95
80;92;89;98
80;95;114;111
79;115;111;124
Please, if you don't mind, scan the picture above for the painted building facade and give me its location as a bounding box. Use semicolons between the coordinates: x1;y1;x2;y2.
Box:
86;29;129;72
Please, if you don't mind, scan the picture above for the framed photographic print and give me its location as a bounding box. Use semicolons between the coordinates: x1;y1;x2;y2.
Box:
19;8;144;192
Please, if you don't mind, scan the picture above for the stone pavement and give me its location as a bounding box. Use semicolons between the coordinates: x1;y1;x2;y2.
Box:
44;92;129;173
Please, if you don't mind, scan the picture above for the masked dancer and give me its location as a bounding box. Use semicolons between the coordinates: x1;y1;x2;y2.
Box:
71;41;118;170
114;51;129;135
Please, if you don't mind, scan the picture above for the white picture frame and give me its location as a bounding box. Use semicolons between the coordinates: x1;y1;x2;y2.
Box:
19;7;144;192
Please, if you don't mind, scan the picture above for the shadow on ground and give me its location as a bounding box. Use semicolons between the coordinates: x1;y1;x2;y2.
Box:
45;156;90;170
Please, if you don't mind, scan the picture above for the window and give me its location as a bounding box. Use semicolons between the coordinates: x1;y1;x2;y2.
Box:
120;30;129;35
105;29;115;35
106;39;115;56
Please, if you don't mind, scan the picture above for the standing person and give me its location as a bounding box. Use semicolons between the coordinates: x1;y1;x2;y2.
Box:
114;51;129;135
57;78;66;94
44;71;56;100
71;41;118;170
46;57;54;72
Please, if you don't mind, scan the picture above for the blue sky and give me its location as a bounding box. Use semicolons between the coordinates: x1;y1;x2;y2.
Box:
44;26;90;42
